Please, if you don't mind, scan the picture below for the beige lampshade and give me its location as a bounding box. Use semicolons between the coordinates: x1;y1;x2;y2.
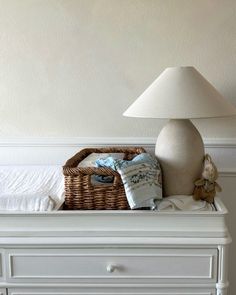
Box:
123;66;236;119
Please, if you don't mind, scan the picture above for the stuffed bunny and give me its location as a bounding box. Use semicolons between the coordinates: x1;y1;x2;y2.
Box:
193;154;222;203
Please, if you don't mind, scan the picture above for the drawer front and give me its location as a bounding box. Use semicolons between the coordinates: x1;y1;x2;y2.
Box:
0;252;3;281
8;287;216;295
6;248;217;284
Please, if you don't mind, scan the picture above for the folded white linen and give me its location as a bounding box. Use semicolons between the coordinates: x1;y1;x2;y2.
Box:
0;195;55;211
156;195;215;211
0;166;64;210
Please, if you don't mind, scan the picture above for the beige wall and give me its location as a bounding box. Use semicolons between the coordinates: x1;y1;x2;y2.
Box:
0;0;235;137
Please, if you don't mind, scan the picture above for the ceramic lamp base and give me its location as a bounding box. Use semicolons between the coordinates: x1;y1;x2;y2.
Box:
155;119;204;197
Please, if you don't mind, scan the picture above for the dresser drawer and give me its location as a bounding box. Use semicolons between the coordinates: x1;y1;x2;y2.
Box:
8;287;216;295
6;248;217;284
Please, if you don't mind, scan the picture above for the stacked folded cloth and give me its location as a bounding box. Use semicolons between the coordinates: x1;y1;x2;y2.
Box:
0;166;64;211
94;153;215;211
96;153;162;209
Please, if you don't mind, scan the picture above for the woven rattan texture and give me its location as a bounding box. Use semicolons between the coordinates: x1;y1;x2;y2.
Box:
63;147;146;210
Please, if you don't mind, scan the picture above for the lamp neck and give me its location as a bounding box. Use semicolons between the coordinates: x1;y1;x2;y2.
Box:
168;118;191;124
167;119;198;133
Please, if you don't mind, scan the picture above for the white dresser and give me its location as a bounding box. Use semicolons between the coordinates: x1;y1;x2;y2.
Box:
0;197;230;295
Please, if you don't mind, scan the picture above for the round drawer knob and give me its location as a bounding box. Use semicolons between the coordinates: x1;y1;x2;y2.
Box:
106;264;117;273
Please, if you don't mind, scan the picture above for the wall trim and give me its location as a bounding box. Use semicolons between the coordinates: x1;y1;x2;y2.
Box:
0;137;235;171
0;137;235;148
203;138;236;148
218;170;236;177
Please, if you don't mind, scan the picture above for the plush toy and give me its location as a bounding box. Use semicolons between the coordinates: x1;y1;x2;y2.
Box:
193;154;222;203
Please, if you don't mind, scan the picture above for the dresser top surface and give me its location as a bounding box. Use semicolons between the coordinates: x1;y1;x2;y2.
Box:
0;197;230;242
0;196;227;216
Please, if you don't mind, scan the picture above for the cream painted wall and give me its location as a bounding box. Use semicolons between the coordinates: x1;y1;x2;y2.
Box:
0;0;235;137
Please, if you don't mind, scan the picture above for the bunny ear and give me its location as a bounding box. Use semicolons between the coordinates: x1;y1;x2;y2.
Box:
205;154;212;162
215;182;222;192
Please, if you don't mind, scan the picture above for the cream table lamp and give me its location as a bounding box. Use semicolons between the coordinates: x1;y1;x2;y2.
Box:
123;66;236;196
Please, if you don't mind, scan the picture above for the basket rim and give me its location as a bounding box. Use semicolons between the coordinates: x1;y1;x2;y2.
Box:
63;166;120;176
63;146;146;169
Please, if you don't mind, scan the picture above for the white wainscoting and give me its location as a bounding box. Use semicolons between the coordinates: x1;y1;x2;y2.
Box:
0;137;235;294
0;137;235;170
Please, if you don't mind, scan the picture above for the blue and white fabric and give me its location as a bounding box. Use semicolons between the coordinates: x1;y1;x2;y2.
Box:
96;153;162;209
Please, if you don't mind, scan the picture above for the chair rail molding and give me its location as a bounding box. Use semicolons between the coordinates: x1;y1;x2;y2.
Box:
0;137;235;175
0;137;236;147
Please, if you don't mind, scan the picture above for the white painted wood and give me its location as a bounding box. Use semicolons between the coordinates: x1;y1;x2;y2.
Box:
217;176;235;295
0;137;231;294
7;286;216;295
0;136;235;148
0;137;234;171
0;289;6;295
216;245;229;295
0;197;229;239
0;253;2;279
0;198;230;293
0;236;230;247
6;248;217;284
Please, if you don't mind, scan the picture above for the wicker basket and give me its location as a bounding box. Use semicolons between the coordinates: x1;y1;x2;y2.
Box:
63;147;146;210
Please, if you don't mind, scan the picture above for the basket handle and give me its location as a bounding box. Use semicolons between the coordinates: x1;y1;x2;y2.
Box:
63;147;146;168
